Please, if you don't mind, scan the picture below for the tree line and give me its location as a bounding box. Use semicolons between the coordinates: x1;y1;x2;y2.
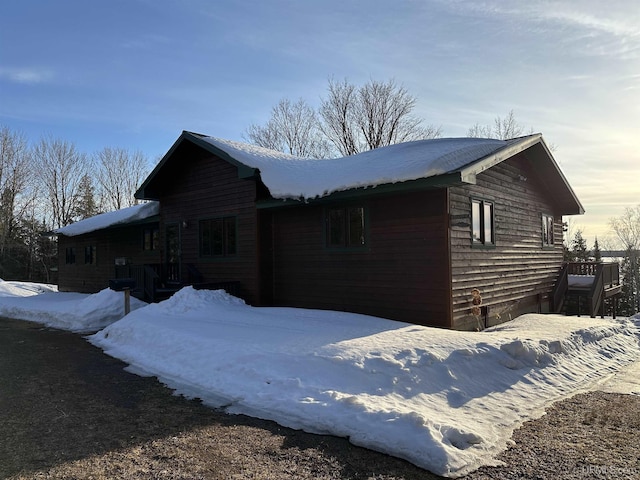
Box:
244;77;529;158
0;126;151;283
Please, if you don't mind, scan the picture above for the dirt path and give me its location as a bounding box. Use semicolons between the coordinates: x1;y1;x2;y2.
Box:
0;318;435;479
2;317;639;479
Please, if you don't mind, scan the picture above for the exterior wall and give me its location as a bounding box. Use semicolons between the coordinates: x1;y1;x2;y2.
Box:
449;154;564;330
268;189;452;327
156;150;261;304
57;223;160;293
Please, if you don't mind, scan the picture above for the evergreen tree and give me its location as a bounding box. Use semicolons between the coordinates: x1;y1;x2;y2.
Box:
592;237;602;262
563;243;575;262
72;173;100;221
571;230;590;262
619;248;640;316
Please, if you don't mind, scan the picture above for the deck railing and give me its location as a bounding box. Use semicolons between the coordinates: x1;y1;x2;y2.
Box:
114;263;161;302
114;262;241;303
552;262;621;317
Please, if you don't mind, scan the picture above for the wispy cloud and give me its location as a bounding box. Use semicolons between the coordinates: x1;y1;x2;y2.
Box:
0;67;54;85
436;0;640;59
120;33;172;50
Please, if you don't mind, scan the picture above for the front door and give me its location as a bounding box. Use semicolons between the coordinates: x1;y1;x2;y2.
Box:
165;223;181;282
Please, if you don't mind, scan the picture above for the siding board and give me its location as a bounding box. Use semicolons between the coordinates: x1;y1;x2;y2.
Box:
271;190;452;327
449;154;564;329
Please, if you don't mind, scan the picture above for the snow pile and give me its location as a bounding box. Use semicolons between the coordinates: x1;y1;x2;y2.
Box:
0;278;58;297
89;287;640;477
203;136;511;200
2;283;638;476
54;201;159;237
0;287;146;333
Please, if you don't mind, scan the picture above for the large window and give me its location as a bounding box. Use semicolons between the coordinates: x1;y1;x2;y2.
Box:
65;247;76;264
471;199;495;246
326;206;366;248
84;245;96;265
199;216;237;257
143;226;159;251
542;214;554;247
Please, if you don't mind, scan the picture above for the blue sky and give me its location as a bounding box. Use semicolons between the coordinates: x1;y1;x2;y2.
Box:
1;0;638;245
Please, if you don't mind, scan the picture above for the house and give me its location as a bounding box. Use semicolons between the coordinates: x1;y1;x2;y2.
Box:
55;202;160;295
56;131;588;330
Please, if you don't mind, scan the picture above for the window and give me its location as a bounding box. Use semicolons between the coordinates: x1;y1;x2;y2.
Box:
327;206;366;248
143;226;159;251
65;247;76;264
84;245;96;265
471;199;495;246
542;214;554;247
199;216;237;257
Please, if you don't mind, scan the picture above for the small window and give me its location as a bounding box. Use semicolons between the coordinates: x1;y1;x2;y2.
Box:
84;245;96;265
542;214;554;247
199;216;237;257
471;199;495;246
65;247;76;264
326;206;366;248
143;226;159;251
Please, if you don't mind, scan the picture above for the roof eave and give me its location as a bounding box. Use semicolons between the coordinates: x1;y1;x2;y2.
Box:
460;134;585;216
135;131;259;201
460;134;543;178
256;172;471;209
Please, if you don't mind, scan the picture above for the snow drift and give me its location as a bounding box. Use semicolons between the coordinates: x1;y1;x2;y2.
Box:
89;287;640;477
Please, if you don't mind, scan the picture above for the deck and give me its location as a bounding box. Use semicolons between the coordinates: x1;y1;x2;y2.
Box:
552;262;622;318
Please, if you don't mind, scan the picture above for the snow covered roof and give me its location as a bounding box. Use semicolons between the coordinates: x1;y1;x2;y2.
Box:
136;131;584;214
54;201;159;237
200;135;513;200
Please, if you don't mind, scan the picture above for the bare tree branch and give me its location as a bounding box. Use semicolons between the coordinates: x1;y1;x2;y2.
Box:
320;78;441;156
94;147;150;211
32;135;88;228
245;99;333;158
467;110;528;140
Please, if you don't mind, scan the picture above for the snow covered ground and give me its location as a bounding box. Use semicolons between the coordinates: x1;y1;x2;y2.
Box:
1;283;639;477
0;279;145;333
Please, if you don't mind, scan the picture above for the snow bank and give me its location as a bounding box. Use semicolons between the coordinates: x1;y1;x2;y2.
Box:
89;287;640;477
0;287;146;333
0;279;58;297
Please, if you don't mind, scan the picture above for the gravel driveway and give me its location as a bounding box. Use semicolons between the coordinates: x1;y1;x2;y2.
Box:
1;317;638;479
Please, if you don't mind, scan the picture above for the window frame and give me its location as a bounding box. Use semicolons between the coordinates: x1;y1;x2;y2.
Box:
471;198;495;248
84;245;96;265
142;226;159;252
325;205;367;250
542;213;555;248
65;247;76;265
199;216;238;258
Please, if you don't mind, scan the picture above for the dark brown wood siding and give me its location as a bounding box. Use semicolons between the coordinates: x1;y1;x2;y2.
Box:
156;148;260;304
270;190;451;327
57;223;160;293
449;154;564;330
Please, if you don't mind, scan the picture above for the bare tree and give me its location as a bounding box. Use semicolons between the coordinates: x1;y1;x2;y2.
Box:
33;136;88;228
319;78;441;156
245;99;333;158
467;110;529;140
610;205;640;251
318;78;360;156
94;147;150;211
0;126;33;258
355;79;441;149
610;205;640;313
